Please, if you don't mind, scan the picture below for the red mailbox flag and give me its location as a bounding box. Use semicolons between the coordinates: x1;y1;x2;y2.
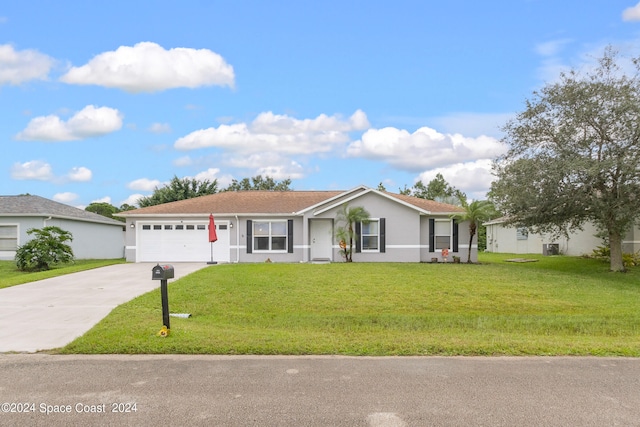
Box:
208;214;218;243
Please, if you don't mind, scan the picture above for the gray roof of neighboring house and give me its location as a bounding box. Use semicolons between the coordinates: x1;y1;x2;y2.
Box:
0;195;125;226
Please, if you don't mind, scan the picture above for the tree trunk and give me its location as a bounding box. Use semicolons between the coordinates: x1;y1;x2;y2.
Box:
609;231;626;272
467;232;474;263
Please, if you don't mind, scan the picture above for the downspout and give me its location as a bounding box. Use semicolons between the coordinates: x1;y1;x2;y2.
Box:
235;215;240;263
43;216;52;227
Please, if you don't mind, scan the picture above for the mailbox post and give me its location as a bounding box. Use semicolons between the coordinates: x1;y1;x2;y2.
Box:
152;264;174;332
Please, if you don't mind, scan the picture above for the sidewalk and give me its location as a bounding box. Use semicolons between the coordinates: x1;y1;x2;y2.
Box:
0;263;209;353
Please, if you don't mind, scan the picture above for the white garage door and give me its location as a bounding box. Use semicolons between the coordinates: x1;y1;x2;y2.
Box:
138;221;230;263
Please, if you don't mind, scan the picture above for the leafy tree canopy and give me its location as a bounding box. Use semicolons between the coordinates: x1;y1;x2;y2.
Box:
490;46;640;272
138;175;219;207
399;173;466;205
224;175;292;191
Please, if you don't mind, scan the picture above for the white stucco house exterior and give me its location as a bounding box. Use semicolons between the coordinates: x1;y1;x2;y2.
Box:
0;195;125;261
484;217;640;256
118;186;476;264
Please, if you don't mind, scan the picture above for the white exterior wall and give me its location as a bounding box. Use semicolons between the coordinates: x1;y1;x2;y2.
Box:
485;222;602;256
0;216;124;260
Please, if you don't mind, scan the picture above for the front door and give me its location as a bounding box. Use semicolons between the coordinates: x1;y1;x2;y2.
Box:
310;219;333;261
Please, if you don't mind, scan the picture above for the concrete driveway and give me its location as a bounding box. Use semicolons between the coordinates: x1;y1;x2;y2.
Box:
0;263;209;353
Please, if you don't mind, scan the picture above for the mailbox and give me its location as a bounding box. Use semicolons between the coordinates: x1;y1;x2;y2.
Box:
152;264;175;280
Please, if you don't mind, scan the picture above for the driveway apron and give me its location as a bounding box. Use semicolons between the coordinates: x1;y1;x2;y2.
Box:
0;263;209;353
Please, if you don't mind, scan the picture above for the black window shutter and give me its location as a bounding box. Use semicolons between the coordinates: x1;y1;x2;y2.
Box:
246;220;253;253
429;219;434;252
380;218;386;253
355;222;361;253
452;220;459;252
287;219;294;253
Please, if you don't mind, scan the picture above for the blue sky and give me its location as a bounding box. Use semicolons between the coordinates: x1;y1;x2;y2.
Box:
2;1;640;208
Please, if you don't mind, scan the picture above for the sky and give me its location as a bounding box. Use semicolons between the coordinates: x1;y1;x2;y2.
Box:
2;1;640;209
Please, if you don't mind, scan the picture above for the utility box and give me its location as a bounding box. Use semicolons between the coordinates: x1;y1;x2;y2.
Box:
152;264;175;280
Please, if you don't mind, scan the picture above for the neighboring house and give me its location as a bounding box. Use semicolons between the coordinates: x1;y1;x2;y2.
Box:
0;195;126;261
484;217;640;256
117;185;474;264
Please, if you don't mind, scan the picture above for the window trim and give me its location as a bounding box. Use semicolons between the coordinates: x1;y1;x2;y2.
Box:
434;219;452;250
252;220;289;253
360;218;380;252
0;224;18;252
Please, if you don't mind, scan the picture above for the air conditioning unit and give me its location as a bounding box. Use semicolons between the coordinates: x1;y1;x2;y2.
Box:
542;243;559;256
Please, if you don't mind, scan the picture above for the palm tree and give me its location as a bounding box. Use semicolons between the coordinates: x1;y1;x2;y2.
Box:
335;204;370;262
451;200;494;263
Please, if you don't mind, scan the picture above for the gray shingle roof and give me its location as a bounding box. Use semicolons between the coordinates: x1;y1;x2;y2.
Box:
0;195;125;226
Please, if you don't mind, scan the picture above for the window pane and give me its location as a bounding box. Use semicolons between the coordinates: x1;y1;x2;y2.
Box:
271;221;287;236
186;225;195;230
175;225;184;230
362;222;378;234
255;236;269;250
164;225;173;230
254;222;269;236
142;225;151;230
271;237;286;250
197;225;206;230
0;226;17;238
362;236;378;250
153;225;162;230
0;239;17;250
435;236;450;250
435;220;450;235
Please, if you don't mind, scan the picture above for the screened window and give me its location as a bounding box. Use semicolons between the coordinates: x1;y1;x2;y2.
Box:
361;220;379;251
434;220;451;250
0;225;18;251
253;221;287;252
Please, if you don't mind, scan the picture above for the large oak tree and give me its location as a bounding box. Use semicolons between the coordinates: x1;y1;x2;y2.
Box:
491;47;640;272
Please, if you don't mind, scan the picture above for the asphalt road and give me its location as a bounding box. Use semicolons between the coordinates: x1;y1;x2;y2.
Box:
1;354;639;426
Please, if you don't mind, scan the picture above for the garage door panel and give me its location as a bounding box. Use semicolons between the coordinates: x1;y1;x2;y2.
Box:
138;222;230;263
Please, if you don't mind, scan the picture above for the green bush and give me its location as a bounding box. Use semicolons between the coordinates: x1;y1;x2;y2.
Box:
591;245;640;267
15;226;75;272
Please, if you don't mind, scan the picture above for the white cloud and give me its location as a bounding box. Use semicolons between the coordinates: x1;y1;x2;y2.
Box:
175;110;369;154
67;166;92;182
53;192;78;203
256;161;305;180
623;3;640;21
10;160;54;180
121;193;145;207
429;112;512;139
0;44;54;85
91;196;112;204
416;159;495;201
347;126;507;172
191;168;222;182
184;168;233;188
60;42;235;93
149;123;171;133
15;105;123;141
127;178;163;191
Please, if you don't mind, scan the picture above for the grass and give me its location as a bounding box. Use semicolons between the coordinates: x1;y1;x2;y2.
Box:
57;253;640;356
0;259;126;289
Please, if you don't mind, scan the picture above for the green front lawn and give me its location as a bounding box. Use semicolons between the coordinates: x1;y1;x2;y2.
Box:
0;259;126;289
59;254;640;356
